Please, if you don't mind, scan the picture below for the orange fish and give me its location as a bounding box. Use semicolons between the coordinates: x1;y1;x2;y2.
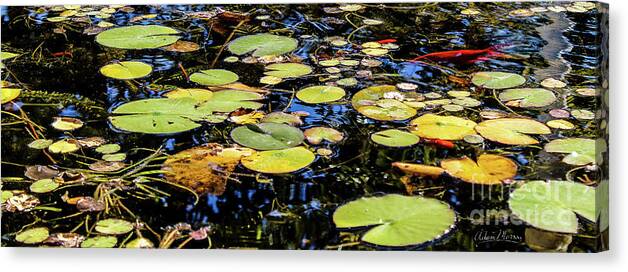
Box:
424;139;455;149
376;39;397;44
410;45;511;64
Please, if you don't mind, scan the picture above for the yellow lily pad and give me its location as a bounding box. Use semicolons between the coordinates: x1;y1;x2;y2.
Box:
475;118;550;145
241;146;315;174
1;88;21;103
409;114;477;140
440;154;518;185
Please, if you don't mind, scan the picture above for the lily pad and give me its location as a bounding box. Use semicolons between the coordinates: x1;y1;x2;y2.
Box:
100;61;152;80
509;180;595;233
94;219;134;235
264;63;312;78
30;179;60;193
1;88;21;103
27;139;53;149
333;194;456;247
296;85;345;104
51;117;84;131
228;33;298;57
371;129;420;147
231;123;304;150
95;25;180;49
498;88;556;108
352;85;417;121
544;138;605;165
81;236;118;248
440;154;517;185
197;90;264;113
16;227;49;244
125;237;155;248
409;114;477;140
303;127;344;144
164;88;213;102
48;139;80;153
475;118;551;145
260;112;303;126
241;146;315;174
102;153;126;162
109;98;227;134
95;143;121;154
471;72;526;89
189;69;239;86
162;144;255;195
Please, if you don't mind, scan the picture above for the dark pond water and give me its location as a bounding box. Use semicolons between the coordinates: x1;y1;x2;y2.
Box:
1;2;608;251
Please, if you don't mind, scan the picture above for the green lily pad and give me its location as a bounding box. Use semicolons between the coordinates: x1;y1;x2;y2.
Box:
100;61;152;80
303;127;344;144
1;191;14;202
499;88;557;108
30;179;60;193
296;85;345;104
352;85;417;121
264;63;312;78
1;88;21;103
125;237;155;248
509;180;595;233
197;90;264;113
189;69;239;86
471;72;526;89
164;88;214;102
241;146;315;174
94;219;134;235
48;139;80;153
410;114;477;140
228;33;298;57
544;138;606;165
95;143;121;154
27;139;53;149
102;153;127;162
81;236;118;248
475;118;551;145
231;123;304;150
371;129;420;147
109;98;227;134
95;25;180;49
333;194;456;247
16;227;49;244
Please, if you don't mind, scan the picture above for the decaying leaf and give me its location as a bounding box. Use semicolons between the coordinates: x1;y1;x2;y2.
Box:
162;144;255;195
440;154;517;185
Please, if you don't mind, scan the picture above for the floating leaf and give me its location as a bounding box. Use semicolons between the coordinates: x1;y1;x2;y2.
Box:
371;129;420;147
333;194;456;247
48;139;80;153
197;90;264;113
351;85;417;121
475;118;550;145
228;34;297;57
296;85;345;103
362;48;389;56
88;161;125;172
440;154;517;185
81;236;118;248
125;237;155;248
231;123;304;150
540;78;567;88
95;219;134;235
189;69;239;86
16;227;49;244
30;179;60;193
51;117;84;131
544;138;605;165
4;194;40;212
27;139;53;149
1;88;21;103
162;40;200;52
471;72;526;89
260;112;303;126
162;144;255;195
509;180;595;233
95;143;121;154
102;153;126;162
95;25;180;49
241;146;315;174
304;127;344;144
109;98;227;134
498;88;556;108
25;165;59;180
164;88;213;102
264;63;312;78
409;114;477;140
546;119;575;130
571;109;595;120
100;61;152;80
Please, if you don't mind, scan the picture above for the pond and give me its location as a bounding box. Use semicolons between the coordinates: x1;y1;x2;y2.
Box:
1;2;608;251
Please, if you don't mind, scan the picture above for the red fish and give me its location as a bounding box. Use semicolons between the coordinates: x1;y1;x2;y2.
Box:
377;39;397;44
410;45;511;64
51;51;73;58
424;139;455;149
